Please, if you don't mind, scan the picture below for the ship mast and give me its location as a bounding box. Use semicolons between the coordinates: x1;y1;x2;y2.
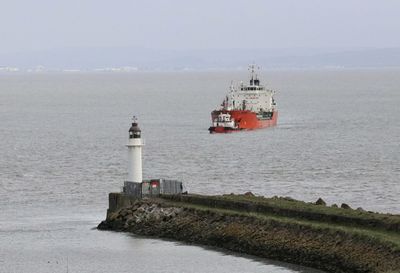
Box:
248;64;260;86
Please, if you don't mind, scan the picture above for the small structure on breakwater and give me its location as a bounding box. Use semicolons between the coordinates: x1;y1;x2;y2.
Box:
123;179;183;198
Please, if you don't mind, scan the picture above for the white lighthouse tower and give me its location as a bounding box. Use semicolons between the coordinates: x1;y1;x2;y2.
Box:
126;116;144;183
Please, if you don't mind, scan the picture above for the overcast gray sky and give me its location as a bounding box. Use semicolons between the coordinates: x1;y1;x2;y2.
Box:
1;0;400;54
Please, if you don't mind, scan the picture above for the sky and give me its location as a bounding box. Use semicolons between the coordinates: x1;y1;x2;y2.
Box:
1;0;400;54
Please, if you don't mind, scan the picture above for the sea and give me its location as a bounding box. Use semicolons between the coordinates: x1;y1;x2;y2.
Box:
0;69;399;273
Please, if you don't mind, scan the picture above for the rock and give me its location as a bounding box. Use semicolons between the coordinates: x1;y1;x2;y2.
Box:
120;210;129;217
126;209;133;214
97;220;109;230
124;221;131;229
135;215;143;223
175;207;183;214
137;207;146;213
107;212;119;221
356;207;365;212
341;203;351;209
315;198;327;206
244;191;254;196
331;204;338;208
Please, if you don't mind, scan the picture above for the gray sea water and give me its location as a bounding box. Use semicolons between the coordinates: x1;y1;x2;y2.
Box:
1;69;399;272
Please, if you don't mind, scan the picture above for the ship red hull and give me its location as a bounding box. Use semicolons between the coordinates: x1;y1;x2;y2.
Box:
209;110;278;133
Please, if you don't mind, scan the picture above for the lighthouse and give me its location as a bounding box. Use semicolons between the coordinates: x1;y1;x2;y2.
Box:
126;116;144;183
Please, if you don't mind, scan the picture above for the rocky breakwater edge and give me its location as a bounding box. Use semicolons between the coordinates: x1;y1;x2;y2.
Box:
98;194;400;273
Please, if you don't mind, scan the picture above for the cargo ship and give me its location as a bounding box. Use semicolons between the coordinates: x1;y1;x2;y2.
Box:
208;65;278;133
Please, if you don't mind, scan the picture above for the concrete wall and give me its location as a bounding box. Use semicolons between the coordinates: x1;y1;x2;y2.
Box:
107;193;138;219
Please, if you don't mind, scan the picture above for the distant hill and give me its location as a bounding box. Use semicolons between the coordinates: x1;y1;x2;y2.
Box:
1;47;400;70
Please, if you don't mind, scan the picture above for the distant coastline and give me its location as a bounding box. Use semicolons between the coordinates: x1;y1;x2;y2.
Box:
1;66;400;74
2;47;400;72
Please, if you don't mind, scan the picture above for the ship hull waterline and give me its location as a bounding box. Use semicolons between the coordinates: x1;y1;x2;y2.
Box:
209;110;278;133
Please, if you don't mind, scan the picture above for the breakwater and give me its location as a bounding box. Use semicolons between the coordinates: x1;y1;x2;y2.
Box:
98;193;400;273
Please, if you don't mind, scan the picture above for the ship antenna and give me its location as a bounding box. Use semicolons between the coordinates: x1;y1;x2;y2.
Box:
248;63;255;80
255;65;260;80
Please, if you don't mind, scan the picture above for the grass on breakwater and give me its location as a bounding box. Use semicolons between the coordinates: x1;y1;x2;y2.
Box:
165;200;400;250
163;194;400;233
99;193;400;273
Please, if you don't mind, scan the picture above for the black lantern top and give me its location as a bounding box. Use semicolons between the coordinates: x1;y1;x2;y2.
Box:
129;116;141;139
